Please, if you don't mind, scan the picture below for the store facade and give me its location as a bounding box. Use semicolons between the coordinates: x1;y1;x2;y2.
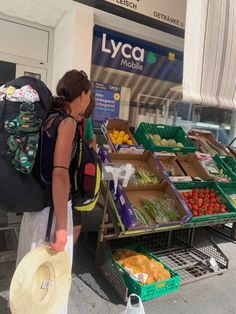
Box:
0;0;234;230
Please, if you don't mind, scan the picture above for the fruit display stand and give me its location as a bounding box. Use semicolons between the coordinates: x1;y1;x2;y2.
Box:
188;129;234;157
208;182;236;239
95;181;230;302
114;244;181;301
174;181;236;226
91;124;236;303
93;161;233;303
134;123;197;153
101;118;143;153
214;155;236;181
176;153;234;182
154;152;188;181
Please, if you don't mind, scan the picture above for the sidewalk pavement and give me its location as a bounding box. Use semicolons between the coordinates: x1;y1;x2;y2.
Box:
1;229;236;314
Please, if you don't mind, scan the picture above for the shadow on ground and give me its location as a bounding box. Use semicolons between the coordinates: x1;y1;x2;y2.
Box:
72;236;123;306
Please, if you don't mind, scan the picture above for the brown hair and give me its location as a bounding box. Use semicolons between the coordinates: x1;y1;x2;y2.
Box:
52;69;91;113
84;92;95;118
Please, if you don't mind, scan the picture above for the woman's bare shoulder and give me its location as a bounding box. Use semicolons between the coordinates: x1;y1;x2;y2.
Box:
57;116;77;136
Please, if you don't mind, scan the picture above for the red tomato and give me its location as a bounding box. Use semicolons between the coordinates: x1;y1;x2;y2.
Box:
197;198;203;206
204;188;210;194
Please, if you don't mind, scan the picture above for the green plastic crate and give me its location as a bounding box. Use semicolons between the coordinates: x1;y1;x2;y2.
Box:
214;155;236;181
135;123;197;153
174;181;236;225
216;182;236;209
115;244;180;301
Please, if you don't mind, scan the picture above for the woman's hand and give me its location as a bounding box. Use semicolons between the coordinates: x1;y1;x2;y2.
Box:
50;229;67;252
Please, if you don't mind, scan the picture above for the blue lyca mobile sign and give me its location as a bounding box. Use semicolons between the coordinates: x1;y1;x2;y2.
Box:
92;25;183;83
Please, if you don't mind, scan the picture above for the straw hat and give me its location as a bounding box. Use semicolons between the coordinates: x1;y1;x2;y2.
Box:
10;245;71;314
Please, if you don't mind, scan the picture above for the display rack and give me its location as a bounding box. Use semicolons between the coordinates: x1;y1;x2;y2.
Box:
92;180;234;302
87;123;236;302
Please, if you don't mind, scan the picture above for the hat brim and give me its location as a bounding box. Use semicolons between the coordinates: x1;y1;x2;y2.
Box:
10;244;71;314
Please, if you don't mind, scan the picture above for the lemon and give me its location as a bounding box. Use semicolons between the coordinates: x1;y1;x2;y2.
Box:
123;134;129;143
127;140;134;145
116;139;123;144
119;130;125;137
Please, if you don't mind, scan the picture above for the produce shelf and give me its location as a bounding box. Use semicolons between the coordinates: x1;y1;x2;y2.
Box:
175;181;236;225
96;229;228;303
115;244;180;301
216;182;236;208
213;155;236;181
157;237;228;285
135;123;196;153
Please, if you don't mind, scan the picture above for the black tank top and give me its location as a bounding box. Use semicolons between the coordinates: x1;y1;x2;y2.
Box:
40;115;81;185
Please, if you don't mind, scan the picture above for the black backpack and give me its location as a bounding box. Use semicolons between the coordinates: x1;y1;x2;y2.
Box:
38;114;102;212
0;76;52;213
70;120;102;211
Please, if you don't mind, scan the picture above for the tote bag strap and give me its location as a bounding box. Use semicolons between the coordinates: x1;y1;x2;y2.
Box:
45;206;54;242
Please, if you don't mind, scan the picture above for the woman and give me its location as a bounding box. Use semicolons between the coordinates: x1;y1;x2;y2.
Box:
16;69;91;313
73;92;96;244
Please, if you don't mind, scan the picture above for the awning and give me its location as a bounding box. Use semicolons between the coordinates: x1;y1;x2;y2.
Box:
183;0;236;109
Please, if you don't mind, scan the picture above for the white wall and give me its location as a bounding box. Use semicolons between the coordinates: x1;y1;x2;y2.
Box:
0;14;54;87
52;5;94;93
0;19;48;61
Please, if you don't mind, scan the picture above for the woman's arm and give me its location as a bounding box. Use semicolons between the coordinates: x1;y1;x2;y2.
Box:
50;117;76;251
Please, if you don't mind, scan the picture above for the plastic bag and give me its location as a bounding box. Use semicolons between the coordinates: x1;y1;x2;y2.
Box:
121;294;145;314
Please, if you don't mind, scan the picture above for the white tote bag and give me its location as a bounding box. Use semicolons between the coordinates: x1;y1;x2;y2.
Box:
121;294;145;314
16;201;73;314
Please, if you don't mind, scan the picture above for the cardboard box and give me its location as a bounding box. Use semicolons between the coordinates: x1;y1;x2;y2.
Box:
188;129;234;157
176;153;212;180
98;146;192;230
107;151;165;183
118;181;191;228
116;144;144;154
154;153;185;177
188;129;216;143
101;118;138;153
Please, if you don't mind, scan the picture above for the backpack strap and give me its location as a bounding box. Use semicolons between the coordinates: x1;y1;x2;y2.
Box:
39;112;79;185
45;205;54;242
45;112;77;137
